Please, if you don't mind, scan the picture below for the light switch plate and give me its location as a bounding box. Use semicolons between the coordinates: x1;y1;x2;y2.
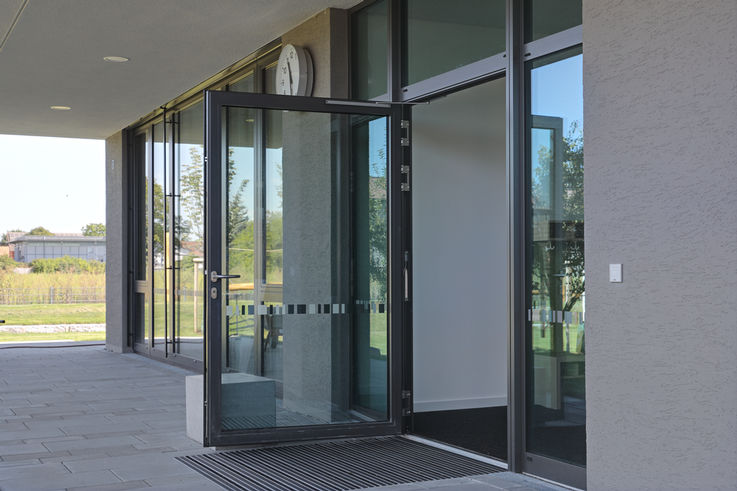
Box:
609;264;622;283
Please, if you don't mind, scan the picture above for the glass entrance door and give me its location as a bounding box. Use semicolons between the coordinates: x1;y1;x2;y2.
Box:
204;91;402;446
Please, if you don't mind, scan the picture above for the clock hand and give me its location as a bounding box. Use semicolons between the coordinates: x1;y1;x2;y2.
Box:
287;61;293;92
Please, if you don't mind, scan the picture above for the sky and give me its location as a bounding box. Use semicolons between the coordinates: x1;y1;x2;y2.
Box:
0;134;105;235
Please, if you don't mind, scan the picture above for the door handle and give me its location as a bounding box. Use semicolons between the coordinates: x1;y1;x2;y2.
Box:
210;271;241;283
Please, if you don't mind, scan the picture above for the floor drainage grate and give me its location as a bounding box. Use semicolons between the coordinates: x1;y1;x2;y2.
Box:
177;436;503;491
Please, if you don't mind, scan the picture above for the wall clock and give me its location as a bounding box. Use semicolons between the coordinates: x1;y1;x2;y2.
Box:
275;44;314;96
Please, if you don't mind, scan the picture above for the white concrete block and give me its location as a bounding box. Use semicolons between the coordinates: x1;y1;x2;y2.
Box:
185;375;203;444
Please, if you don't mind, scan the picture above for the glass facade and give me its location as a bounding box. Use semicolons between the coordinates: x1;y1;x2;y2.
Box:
128;0;583;485
132;56;278;363
526;47;585;467
174;102;205;360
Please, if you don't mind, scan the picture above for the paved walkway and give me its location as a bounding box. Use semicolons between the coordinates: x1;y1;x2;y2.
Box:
0;345;570;491
0;346;216;490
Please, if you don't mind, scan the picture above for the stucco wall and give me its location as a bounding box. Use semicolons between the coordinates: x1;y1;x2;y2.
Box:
583;1;737;489
105;130;128;353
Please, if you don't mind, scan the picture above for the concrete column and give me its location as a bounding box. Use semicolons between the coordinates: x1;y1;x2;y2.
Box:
105;130;130;353
584;1;737;488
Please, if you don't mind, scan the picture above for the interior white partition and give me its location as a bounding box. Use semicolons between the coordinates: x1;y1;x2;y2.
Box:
411;77;508;413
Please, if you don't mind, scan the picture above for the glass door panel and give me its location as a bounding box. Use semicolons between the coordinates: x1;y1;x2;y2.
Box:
174;101;205;360
525;47;585;484
205;92;400;445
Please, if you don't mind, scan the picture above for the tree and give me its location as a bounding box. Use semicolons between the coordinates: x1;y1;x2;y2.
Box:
180;146;205;242
82;223;106;236
28;226;53;236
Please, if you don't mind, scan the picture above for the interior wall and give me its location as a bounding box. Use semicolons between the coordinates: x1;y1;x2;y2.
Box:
412;77;507;412
584;0;737;488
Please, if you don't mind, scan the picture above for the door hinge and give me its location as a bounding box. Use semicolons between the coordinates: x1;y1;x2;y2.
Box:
400;120;410;129
401;390;412;416
400;164;410;192
400;137;410;146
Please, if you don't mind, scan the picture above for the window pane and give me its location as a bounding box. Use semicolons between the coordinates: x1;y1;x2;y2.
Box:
264;64;278;95
218;108;390;431
352;0;388;99
225;106;256;376
152;122;167;349
229;72;255;93
403;0;505;86
352;116;389;414
134;133;149;345
524;0;582;43
174;102;205;360
526;47;585;466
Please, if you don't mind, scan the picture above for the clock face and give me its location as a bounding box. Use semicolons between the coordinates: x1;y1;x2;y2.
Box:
275;44;313;96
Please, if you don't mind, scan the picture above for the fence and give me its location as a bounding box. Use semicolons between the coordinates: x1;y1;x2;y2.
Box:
0;287;106;305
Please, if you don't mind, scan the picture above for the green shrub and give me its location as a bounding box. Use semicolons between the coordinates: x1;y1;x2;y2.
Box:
30;256;105;274
0;256;19;272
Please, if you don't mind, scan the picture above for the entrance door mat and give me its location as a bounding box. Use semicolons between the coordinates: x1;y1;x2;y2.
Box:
177;436;503;490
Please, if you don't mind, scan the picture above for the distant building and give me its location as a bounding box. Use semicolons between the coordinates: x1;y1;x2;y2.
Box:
10;234;105;263
4;231;26;260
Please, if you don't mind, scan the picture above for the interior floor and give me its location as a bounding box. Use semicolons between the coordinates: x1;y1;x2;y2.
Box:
413;407;507;461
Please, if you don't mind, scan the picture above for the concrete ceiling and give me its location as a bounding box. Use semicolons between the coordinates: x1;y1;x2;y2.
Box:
0;0;359;139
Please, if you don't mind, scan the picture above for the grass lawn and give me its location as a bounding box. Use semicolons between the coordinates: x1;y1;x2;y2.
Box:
0;331;104;343
0;303;105;325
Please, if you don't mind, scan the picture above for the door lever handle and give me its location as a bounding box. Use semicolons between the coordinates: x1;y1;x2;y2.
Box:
210;271;241;283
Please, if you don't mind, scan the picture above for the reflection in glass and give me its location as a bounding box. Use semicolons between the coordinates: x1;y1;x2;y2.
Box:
264;111;283;286
152;122;167;349
526;48;585;466
218;108;389;432
403;0;505;86
174;102;205;360
352;0;388;99
524;0;582;43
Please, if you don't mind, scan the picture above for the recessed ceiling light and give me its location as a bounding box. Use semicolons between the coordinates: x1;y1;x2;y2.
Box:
103;56;129;63
50;105;71;111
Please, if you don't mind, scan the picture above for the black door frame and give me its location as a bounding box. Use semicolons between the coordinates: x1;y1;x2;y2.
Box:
204;90;406;447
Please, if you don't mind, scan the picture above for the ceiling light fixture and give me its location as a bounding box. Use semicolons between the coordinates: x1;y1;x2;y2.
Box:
103;56;129;63
50;105;71;111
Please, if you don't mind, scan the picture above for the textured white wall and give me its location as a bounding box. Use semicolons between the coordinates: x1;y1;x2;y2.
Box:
583;1;737;489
